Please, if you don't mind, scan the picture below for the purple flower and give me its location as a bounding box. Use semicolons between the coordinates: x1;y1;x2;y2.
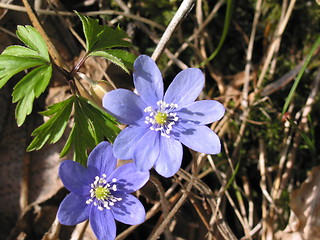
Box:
103;55;225;178
57;141;149;240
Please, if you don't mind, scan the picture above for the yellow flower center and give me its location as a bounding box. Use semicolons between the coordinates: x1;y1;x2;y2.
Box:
155;112;168;124
86;175;122;211
95;186;110;200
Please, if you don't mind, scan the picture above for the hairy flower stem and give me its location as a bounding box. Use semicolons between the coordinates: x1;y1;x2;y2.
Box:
66;52;90;95
69;52;89;80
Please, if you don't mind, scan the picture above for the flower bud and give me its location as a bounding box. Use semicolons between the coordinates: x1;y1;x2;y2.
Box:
90;80;113;105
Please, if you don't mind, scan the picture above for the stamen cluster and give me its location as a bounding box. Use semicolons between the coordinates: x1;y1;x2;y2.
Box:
86;174;122;211
144;100;179;138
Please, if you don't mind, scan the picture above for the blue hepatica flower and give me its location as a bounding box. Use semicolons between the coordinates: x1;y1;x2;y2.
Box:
103;55;225;178
57;141;149;240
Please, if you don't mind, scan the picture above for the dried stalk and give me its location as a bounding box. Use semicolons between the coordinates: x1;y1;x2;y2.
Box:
242;0;262;109
280;67;320;192
151;0;196;61
178;169;237;240
148;179;194;240
0;2;165;31
256;0;296;89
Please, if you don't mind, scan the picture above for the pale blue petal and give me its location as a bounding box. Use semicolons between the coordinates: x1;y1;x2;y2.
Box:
59;160;96;195
164;68;204;106
176;100;225;125
112;193;146;225
113;124;150;160
87;141;116;177
108;163;150;193
133;130;160;172
172;124;221;154
90;208;116;240
103;89;147;125
133;55;164;106
57;193;90;225
154;137;183;178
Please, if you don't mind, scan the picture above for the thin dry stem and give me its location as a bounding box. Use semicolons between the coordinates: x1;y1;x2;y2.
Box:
280;67;320;191
242;0;262;109
256;0;296;89
0;2;165;30
151;0;196;61
148;180;193;240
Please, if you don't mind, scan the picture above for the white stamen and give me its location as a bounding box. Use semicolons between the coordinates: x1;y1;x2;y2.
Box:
144;100;179;138
86;174;122;211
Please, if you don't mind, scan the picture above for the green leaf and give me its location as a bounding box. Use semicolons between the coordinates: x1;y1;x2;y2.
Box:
286;117;315;152
79;96;120;143
16;25;50;62
76;11;132;53
89;49;136;73
198;0;234;67
27;96;75;151
12;64;52;126
282;35;320;115
2;45;47;60
0;55;45;88
0;25;52;126
61;99;96;165
41;99;70;116
60;96;120;165
28;95;120;165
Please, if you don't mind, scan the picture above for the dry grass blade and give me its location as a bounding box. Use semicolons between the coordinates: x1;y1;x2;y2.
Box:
177;169;237;240
151;0;196;61
256;0;297;89
0;2;165;30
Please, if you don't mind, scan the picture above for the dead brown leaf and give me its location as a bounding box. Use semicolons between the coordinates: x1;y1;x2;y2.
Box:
276;166;320;240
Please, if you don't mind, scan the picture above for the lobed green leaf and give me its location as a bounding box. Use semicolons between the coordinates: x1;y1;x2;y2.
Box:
76;12;132;53
16;25;50;62
0;25;52;127
60;96;120;165
89;49;136;74
27;96;75;151
61;99;96;165
2;45;47;61
12;64;52;126
0;55;45;88
40;99;71;116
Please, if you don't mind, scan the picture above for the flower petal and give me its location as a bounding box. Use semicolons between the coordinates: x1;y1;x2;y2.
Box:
133;55;164;106
164;68;204;106
113;124;150;160
57;193;90;225
172;124;221;154
176;100;225;125
108;163;150;193
59;160;95;195
133;130;160;172
112;193;146;225
87;141;116;177
103;89;146;125
154;137;183;178
90;208;116;240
